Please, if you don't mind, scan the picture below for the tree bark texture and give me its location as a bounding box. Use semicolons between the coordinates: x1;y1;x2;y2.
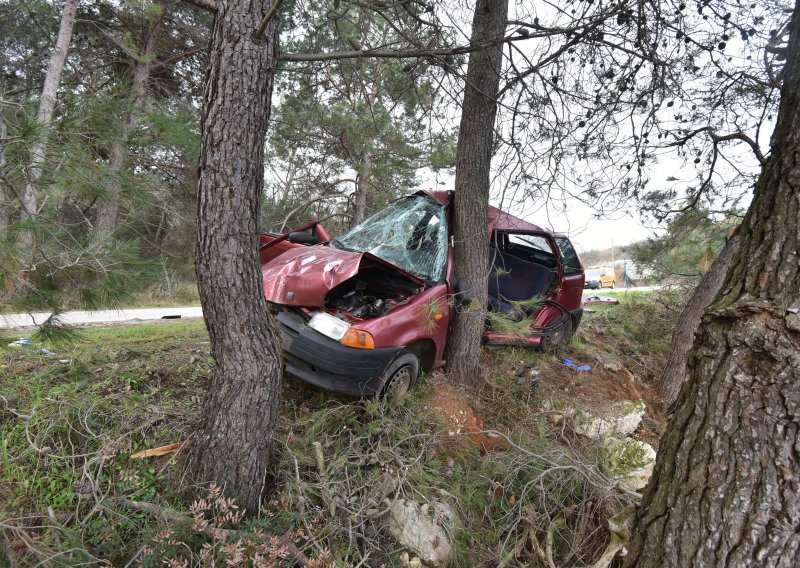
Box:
660;230;742;403
94;3;164;239
444;0;508;386
189;0;282;514
19;0;79;250
626;2;800;564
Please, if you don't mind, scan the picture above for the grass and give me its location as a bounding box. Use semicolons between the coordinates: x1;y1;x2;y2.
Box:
0;291;675;566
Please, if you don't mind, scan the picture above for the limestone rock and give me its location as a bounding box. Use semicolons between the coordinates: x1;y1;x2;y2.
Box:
601;437;656;490
386;499;457;566
573;400;646;439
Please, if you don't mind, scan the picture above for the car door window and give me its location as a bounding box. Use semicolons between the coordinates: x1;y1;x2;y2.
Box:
555;237;583;276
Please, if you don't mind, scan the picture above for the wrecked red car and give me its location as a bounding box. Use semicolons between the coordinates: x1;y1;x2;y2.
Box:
259;191;585;398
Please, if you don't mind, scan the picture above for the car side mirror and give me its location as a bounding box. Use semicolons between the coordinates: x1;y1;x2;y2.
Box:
288;230;320;245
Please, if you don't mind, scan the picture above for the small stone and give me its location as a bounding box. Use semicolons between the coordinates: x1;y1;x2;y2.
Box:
601;437;656;490
386;499;458;566
573;400;646;440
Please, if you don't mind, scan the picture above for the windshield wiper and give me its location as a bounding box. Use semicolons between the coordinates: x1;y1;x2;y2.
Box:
331;238;357;252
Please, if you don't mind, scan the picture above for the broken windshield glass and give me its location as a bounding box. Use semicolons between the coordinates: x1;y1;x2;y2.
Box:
331;196;448;283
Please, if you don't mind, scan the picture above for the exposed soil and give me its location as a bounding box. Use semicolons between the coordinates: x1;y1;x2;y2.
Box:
420;376;506;454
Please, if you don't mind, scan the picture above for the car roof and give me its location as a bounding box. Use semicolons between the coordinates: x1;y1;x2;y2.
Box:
416;190;549;235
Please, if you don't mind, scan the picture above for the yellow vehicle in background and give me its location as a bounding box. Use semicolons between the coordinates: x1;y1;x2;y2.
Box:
583;268;616;289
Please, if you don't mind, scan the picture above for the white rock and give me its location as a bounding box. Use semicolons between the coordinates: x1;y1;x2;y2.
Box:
601;437;656;491
386;499;457;566
573;400;646;440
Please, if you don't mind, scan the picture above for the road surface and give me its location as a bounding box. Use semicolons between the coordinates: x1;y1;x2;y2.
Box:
0;306;203;329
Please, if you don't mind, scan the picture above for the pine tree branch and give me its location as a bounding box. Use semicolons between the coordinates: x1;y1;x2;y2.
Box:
277;34;528;63
181;0;217;12
253;0;284;41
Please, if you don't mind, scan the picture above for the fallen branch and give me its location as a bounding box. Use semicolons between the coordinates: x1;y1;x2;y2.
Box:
130;440;191;459
0;394;33;421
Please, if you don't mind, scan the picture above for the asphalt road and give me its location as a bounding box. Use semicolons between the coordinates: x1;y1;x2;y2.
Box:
0;306;203;329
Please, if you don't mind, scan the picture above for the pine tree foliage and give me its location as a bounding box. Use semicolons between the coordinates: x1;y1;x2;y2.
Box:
264;0;458;232
0;0;209;312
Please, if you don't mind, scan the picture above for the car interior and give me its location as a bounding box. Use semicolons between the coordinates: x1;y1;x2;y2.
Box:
488;231;558;318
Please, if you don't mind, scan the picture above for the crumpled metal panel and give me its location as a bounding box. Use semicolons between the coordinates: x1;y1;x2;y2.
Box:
262;246;424;307
262;247;363;306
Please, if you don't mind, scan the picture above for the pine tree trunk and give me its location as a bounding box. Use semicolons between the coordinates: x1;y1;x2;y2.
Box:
444;0;508;386
94;4;164;239
626;2;800;564
352;149;371;226
0;114;9;233
660;230;741;403
189;0;282;514
19;0;79;250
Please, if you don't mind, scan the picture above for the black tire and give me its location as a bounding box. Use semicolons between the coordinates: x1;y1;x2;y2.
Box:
379;351;420;400
540;316;574;352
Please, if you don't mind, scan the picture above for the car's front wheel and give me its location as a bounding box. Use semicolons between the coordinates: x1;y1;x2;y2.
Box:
379;351;420;400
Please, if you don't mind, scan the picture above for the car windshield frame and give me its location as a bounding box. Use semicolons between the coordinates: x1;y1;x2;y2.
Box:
330;196;449;284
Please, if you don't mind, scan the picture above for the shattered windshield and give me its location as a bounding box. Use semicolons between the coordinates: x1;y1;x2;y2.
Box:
332;196;448;283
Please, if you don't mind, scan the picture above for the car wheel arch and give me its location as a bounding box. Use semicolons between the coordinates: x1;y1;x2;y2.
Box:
405;338;437;371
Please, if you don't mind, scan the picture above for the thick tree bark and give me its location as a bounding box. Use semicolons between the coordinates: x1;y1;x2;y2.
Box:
444;0;508;386
189;0;282;514
94;4;164;239
660;229;741;403
626;2;800;564
19;0;79;250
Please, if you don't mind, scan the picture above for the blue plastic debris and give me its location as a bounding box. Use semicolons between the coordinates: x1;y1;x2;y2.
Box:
563;358;591;373
40;348;56;356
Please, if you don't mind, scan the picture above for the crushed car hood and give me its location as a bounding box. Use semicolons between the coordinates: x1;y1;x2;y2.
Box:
262;245;424;307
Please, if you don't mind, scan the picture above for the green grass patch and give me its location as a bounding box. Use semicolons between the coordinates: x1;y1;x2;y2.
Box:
1;315;647;567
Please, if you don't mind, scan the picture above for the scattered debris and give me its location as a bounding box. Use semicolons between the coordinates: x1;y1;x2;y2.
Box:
130;440;191;459
6;338;55;356
562;358;591;373
385;499;458;566
512;363;542;391
7;338;36;348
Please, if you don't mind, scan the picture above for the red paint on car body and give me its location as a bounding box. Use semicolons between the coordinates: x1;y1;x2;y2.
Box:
260;190;585;395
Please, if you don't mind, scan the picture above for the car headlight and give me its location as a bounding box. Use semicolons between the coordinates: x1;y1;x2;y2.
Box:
308;312;351;341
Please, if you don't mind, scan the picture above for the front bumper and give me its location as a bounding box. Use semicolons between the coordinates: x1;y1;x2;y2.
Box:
277;311;401;396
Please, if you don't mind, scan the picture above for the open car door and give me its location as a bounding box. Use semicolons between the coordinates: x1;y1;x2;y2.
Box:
483;231;573;348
